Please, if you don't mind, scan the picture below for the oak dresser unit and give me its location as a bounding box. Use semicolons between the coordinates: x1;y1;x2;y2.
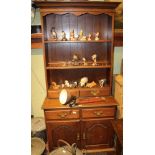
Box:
33;0;120;153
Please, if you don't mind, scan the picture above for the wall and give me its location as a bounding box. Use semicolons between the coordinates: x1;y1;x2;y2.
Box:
31;9;123;117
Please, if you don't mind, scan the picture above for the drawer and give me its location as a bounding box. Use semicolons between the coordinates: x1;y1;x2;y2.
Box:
81;107;116;118
48;89;79;98
45;109;80;120
80;88;110;97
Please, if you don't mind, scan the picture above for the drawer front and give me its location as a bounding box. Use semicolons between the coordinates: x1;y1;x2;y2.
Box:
48;89;79;98
80;88;110;97
81;107;116;118
45;109;80;120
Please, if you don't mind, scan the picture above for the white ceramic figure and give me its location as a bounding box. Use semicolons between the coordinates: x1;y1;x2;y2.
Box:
92;54;97;66
80;77;88;87
99;79;106;87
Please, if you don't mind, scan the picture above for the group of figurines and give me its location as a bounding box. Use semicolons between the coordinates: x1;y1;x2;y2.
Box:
50;27;100;41
70;53;97;66
51;77;107;90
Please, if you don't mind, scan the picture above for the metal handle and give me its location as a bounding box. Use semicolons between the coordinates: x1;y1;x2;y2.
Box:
77;133;80;141
94;111;104;116
83;133;86;140
90;90;99;96
58;112;68;118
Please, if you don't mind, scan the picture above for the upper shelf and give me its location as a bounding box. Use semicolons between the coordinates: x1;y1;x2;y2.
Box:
44;40;112;43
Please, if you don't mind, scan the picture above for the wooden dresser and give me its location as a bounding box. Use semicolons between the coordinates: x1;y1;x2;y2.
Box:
33;0;120;153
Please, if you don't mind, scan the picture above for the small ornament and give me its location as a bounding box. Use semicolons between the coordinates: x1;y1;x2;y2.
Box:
50;27;57;40
99;79;107;87
64;80;70;88
78;30;83;40
72;54;79;66
81;36;87;41
87;33;92;41
51;81;60;89
95;32;100;41
79;77;88;87
86;81;97;88
92;54;97;66
82;57;87;66
61;31;67;41
70;29;76;41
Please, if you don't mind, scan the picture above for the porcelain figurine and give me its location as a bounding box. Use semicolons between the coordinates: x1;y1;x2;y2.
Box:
81;36;87;41
95;32;100;41
51;81;60;89
79;77;88;87
78;29;83;40
86;81;97;88
64;80;70;88
70;29;76;41
72;54;79;66
61;31;67;41
92;54;97;66
87;33;92;41
50;27;57;40
82;57;87;66
99;79;106;87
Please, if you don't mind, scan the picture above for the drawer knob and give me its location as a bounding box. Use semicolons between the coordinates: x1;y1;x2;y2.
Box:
94;111;103;116
91;90;99;96
58;112;68;118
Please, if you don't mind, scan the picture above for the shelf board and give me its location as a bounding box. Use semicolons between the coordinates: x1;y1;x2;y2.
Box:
44;40;112;43
48;85;110;91
46;65;111;70
46;61;111;70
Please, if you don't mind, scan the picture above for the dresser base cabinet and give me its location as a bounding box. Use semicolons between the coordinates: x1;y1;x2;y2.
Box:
43;97;117;152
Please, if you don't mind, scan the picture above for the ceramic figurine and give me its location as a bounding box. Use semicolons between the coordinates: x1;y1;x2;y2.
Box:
78;29;83;40
50;27;57;40
51;81;60;89
82;57;87;66
95;32;100;41
61;31;67;41
64;80;70;88
87;33;92;41
86;81;97;88
79;77;88;87
72;54;79;66
81;36;87;41
70;29;76;41
73;81;78;88
92;54;97;66
99;79;106;87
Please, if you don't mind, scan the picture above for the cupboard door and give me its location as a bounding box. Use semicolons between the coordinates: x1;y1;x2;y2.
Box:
81;119;114;150
46;120;81;151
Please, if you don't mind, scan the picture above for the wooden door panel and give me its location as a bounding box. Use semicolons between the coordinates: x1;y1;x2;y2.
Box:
46;120;81;151
82;120;114;149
